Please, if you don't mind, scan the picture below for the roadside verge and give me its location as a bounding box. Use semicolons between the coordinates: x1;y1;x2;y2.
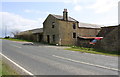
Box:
0;53;34;75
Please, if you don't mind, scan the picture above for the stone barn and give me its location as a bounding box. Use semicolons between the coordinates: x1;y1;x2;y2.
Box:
95;25;120;52
15;28;43;42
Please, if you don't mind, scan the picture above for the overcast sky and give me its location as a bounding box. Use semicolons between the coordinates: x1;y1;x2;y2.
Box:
0;0;119;37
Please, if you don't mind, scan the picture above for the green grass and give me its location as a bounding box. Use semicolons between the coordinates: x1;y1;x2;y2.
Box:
0;60;18;76
1;38;32;42
65;46;119;56
0;60;2;76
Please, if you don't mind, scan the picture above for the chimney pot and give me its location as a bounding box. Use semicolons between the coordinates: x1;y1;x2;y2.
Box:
64;9;67;12
63;9;68;21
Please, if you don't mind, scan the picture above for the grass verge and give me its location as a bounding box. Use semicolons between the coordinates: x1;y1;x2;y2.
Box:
1;38;32;42
0;60;18;76
65;46;119;56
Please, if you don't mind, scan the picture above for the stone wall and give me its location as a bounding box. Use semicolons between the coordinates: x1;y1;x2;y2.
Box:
95;26;120;52
97;26;117;37
77;28;101;37
58;20;78;45
43;14;60;44
77;38;93;48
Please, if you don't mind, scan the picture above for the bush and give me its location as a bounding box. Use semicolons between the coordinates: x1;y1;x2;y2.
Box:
4;36;10;39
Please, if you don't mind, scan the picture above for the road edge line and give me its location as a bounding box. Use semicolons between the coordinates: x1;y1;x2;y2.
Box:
0;53;34;75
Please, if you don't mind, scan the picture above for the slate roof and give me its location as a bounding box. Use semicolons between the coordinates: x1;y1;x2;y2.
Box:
79;22;102;28
51;14;102;28
51;14;78;22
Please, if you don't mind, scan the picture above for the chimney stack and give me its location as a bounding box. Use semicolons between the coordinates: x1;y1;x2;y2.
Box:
63;9;68;21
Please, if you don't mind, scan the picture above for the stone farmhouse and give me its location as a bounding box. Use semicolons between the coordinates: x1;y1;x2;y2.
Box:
15;9;102;46
43;9;101;46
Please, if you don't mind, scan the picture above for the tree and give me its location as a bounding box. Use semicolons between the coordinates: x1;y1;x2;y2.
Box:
11;30;20;38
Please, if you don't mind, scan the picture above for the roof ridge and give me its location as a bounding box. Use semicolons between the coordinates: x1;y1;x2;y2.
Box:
51;14;78;22
79;22;103;26
79;22;102;28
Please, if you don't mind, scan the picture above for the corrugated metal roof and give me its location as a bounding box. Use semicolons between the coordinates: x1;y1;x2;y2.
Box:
78;36;103;39
78;36;96;39
79;22;102;28
31;28;43;34
17;28;43;35
51;14;78;22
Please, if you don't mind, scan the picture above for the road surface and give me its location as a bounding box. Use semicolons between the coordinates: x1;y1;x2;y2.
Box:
2;39;119;75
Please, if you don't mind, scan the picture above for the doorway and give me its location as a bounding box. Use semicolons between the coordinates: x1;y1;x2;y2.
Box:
47;35;50;43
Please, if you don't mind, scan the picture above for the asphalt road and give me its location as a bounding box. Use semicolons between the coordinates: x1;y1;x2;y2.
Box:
2;39;119;75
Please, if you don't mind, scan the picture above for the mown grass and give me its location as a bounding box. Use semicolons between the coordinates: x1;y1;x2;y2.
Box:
65;46;120;56
0;60;18;76
1;38;32;42
0;60;2;76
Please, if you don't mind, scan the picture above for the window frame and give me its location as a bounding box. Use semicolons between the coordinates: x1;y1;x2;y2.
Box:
73;23;76;29
52;22;55;28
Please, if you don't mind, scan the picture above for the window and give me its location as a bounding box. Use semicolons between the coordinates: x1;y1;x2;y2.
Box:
73;33;76;38
53;35;55;42
73;23;76;29
52;22;55;28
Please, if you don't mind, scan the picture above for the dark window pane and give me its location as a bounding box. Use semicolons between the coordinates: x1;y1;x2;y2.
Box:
73;33;76;38
73;23;76;29
53;35;55;42
52;22;55;28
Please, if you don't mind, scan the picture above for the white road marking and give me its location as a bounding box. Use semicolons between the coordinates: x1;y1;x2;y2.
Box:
0;53;34;75
11;45;21;48
52;55;120;72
